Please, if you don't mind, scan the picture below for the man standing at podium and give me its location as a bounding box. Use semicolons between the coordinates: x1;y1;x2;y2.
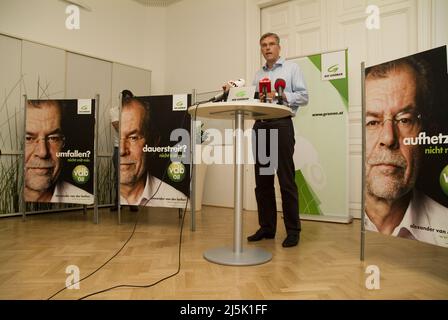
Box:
248;32;308;247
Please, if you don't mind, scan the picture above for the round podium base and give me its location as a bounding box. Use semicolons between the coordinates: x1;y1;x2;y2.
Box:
203;247;272;266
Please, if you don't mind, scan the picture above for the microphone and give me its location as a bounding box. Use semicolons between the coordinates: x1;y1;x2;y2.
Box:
274;78;286;105
209;79;246;102
258;77;271;103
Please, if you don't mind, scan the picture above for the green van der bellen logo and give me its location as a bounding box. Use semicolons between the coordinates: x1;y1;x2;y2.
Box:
236;91;246;98
72;165;90;184
176;101;184;107
440;165;448;196
167;162;185;183
328;64;339;73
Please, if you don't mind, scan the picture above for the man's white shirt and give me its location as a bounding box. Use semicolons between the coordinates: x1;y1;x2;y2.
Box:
109;106;119;147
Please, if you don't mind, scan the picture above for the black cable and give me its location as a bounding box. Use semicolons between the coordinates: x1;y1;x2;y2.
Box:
46;170;167;300
62;100;205;300
77;192;189;300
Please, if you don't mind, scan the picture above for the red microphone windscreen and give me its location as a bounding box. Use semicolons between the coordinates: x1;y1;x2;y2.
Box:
274;78;286;91
259;77;271;93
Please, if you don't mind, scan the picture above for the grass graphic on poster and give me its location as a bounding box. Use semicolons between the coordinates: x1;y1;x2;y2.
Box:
0;76;24;214
295;169;322;215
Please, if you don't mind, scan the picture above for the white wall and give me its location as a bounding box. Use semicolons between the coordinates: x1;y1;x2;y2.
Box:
434;0;448;48
166;0;247;208
0;0;166;94
165;0;246;94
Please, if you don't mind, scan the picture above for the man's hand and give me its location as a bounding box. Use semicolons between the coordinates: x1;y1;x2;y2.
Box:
259;92;288;104
112;121;119;132
259;91;277;102
222;83;231;92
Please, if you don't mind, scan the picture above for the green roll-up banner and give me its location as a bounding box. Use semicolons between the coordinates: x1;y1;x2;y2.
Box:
289;50;350;222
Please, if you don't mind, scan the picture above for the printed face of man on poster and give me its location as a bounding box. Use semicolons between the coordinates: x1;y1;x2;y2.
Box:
365;63;423;213
25;100;64;202
119;98;148;204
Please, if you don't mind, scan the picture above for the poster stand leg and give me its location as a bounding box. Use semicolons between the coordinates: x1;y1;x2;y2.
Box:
21;95;28;222
93;94;100;224
117;92;122;225
360;62;366;261
117;187;121;226
190;89;196;232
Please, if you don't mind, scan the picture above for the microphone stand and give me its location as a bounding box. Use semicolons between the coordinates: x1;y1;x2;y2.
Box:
277;88;283;105
261;86;267;103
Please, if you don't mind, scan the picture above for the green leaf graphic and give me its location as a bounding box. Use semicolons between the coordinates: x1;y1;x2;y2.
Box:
295;169;322;215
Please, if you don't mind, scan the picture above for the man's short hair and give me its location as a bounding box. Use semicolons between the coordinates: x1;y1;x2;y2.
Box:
122;90;133;100
27;99;64;131
260;32;280;45
28;99;61;110
366;56;434;130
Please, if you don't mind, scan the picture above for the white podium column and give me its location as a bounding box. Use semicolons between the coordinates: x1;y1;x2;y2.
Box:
234;110;244;254
203;110;272;266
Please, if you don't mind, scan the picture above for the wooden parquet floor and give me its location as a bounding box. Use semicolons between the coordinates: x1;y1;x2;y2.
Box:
0;206;447;300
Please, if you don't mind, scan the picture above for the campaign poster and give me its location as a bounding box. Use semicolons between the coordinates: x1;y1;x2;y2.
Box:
119;94;190;209
364;46;448;247
24;99;95;205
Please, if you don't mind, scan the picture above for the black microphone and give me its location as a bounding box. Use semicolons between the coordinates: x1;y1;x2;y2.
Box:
209;79;245;102
274;78;286;105
209;90;228;103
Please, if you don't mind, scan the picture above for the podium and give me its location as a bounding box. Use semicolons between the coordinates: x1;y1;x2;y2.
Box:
188;101;293;266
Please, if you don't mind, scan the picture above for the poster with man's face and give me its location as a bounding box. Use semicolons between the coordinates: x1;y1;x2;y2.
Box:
364;46;448;248
25;99;95;205
119;95;190;209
